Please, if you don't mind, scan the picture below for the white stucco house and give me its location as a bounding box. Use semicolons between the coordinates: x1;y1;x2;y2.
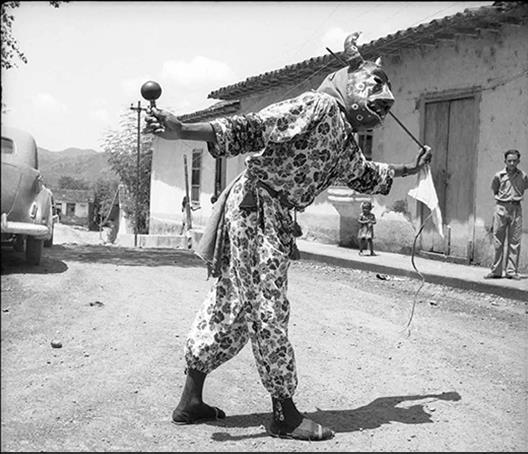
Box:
149;2;528;271
52;188;94;227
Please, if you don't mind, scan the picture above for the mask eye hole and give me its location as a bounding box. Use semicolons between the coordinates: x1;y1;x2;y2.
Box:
372;77;384;93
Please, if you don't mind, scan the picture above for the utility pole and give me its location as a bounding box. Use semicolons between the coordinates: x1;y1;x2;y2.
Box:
129;101;148;247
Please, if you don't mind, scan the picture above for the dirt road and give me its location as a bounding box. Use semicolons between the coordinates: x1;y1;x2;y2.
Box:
1;224;526;451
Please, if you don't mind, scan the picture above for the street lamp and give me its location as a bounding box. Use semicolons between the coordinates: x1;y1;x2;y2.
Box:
129;81;162;247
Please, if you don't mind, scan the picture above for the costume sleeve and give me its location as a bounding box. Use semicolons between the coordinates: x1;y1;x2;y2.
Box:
207;92;329;158
339;142;393;195
523;171;528;190
207;113;266;158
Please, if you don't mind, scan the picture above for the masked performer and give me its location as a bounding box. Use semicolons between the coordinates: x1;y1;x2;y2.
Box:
144;33;432;441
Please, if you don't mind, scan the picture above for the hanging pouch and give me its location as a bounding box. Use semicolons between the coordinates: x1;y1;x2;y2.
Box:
239;190;258;211
289;242;301;260
292;221;303;237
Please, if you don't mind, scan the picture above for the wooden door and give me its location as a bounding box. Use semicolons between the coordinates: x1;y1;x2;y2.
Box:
420;95;477;259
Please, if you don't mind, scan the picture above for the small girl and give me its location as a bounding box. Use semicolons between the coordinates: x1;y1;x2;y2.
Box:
358;200;376;256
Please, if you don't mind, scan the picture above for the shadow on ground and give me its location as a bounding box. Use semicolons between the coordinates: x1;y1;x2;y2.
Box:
208;391;462;441
1;244;204;274
50;244;204;268
1;248;69;275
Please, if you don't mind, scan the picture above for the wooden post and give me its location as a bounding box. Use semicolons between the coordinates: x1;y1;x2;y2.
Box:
183;154;192;230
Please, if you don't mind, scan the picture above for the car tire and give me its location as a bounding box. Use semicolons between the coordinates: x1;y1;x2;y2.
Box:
26;237;43;265
44;227;54;248
13;235;25;252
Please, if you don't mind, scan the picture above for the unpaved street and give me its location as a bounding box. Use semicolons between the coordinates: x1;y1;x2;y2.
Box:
1;224;527;452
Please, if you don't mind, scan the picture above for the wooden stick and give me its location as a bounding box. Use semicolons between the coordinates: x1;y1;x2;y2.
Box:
388;111;425;149
325;47;348;66
325;46;426;150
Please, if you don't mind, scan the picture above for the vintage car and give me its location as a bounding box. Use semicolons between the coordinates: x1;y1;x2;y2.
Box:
1;125;56;265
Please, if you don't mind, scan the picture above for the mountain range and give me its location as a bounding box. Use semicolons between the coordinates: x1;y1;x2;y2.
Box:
38;147;119;189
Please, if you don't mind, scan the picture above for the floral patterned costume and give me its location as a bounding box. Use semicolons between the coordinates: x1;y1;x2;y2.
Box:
184;90;394;399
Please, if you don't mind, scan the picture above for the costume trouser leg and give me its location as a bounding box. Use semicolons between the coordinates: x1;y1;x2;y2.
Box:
184;178;297;399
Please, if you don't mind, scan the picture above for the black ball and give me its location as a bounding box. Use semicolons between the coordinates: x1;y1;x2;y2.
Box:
141;81;162;101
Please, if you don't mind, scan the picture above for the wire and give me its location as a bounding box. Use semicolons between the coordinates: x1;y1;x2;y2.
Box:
481;69;528;92
406;2;463;30
278;58;336;101
279;2;345;65
235;3;476;106
402;210;434;336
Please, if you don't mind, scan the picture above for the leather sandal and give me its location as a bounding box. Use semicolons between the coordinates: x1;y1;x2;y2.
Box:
172;406;226;425
267;418;335;441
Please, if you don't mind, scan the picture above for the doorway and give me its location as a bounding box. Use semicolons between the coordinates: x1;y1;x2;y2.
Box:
419;90;479;260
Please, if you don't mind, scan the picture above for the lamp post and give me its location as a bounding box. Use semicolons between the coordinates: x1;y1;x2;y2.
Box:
129;101;148;247
129;81;162;247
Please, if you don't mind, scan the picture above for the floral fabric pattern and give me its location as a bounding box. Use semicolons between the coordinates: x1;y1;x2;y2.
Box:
185;174;297;398
187;91;394;398
208;91;393;210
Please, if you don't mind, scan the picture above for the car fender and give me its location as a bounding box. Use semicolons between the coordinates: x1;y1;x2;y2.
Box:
32;187;54;240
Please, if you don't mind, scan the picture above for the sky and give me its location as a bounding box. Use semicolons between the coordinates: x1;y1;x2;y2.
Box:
2;1;494;152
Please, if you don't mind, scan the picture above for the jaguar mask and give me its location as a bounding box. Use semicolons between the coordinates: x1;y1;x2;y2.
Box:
317;33;395;131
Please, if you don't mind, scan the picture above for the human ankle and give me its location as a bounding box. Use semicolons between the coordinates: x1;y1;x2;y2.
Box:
176;396;203;409
177;369;207;408
272;397;303;428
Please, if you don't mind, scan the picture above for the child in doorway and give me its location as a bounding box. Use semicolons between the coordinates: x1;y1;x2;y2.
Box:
358;200;376;256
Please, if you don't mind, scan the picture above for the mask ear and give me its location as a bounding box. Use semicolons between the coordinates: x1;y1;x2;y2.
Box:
344;32;364;70
375;56;382;66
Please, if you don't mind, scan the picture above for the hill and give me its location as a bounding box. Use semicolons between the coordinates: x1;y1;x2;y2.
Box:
38;147;119;189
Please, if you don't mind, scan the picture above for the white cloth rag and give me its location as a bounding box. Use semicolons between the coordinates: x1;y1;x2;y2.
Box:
408;164;444;238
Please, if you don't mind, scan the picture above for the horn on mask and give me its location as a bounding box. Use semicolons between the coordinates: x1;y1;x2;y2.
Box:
344;32;364;70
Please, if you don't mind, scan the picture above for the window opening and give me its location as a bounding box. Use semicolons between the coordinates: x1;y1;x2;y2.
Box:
1;137;14;154
191;149;202;205
66;203;75;216
357;130;373;160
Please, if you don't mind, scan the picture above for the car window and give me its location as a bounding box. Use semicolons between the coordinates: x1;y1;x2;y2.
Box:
1;137;15;154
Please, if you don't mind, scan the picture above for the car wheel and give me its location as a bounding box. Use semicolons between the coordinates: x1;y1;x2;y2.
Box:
44;227;54;248
26;237;43;265
13;235;25;252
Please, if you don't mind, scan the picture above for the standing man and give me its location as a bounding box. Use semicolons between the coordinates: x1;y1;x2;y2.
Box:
485;149;528;280
144;34;432;441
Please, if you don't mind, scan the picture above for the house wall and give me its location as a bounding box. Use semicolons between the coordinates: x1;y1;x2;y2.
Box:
55;200;92;226
148;23;527;271
374;24;528;269
223;24;528;270
74;202;89;218
149;137;217;234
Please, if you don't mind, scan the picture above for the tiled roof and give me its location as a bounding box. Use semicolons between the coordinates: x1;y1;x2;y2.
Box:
176;100;240;123
208;2;528;100
51;188;95;203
